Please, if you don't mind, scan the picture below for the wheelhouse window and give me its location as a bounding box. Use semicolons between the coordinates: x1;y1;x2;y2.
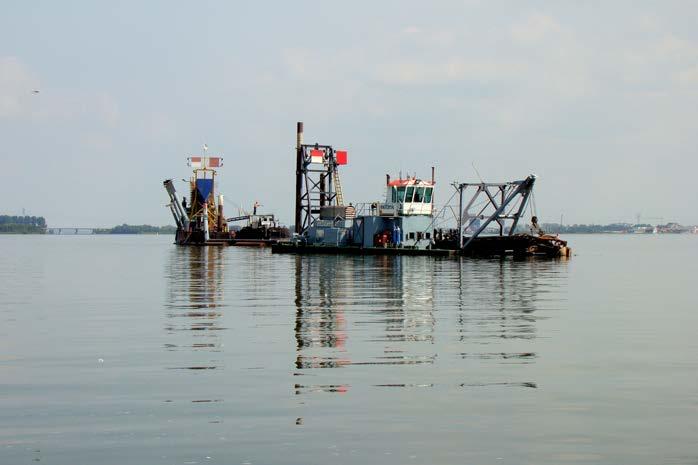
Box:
396;186;406;202
414;187;425;203
424;187;433;203
405;186;415;203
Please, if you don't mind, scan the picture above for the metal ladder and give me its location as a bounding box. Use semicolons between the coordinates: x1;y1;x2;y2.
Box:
332;169;344;206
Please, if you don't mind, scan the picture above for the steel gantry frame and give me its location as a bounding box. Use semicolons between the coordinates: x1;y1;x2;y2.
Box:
453;175;536;250
294;122;343;235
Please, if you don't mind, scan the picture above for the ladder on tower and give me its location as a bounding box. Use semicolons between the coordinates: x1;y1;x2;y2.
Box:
332;169;344;206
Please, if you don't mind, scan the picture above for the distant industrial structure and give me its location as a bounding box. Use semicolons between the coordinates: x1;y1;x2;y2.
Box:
542;222;698;234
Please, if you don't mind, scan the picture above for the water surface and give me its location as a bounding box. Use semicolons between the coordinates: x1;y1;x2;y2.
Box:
1;234;696;464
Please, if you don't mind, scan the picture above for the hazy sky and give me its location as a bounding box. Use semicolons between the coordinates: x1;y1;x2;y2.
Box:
2;1;697;227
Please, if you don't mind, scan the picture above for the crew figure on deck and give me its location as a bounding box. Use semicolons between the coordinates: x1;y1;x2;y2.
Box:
530;216;544;236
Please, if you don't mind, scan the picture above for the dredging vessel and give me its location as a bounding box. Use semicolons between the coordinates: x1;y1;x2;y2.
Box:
163;149;289;246
162;126;569;256
271;122;570;258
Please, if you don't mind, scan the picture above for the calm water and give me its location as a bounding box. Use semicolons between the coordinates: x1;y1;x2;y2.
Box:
1;234;697;464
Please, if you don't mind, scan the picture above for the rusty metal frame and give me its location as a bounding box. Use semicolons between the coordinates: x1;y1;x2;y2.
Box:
453;175;536;250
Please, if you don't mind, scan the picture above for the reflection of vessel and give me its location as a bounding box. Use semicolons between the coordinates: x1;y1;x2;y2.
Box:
291;255;549;393
273;122;571;258
292;255;437;394
164;246;225;367
163;148;289;246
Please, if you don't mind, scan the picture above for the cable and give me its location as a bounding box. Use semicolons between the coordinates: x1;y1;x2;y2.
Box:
419;188;459;236
531;190;538;218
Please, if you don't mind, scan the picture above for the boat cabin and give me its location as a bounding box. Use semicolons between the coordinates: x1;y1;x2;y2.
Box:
383;177;434;216
305;173;437;250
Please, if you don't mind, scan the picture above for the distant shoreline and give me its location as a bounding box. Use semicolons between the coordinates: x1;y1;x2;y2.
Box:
42;224;177;235
0;215;47;234
0;229;46;234
0;217;177;235
93;224;176;235
2;216;696;236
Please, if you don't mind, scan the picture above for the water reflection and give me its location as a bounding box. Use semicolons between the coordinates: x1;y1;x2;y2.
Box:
293;255;568;393
455;259;545;345
160;247;567;395
293;256;437;374
164;246;226;366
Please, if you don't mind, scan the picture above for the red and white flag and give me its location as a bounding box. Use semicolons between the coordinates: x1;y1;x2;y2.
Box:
310;149;324;164
188;156;222;168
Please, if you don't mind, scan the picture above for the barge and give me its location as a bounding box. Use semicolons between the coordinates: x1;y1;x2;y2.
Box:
272;122;570;258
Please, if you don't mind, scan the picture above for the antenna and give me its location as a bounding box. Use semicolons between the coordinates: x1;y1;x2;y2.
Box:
471;162;484;183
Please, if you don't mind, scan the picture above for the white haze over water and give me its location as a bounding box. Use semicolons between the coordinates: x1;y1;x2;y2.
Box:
1;1;697;227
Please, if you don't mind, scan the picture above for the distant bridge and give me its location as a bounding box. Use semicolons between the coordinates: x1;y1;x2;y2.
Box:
47;228;95;235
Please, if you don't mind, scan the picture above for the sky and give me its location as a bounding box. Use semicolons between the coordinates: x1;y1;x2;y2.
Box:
1;1;697;227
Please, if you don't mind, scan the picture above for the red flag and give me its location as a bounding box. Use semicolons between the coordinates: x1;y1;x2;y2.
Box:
335;150;348;165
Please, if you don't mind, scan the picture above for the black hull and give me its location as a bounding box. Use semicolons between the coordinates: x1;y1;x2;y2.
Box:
272;234;570;258
173;228;288;247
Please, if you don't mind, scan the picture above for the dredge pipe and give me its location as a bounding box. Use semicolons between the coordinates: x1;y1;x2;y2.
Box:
164;179;189;228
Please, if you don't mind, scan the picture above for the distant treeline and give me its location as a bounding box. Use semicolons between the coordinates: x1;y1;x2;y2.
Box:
508;223;663;234
540;223;648;234
94;224;177;234
0;215;47;234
